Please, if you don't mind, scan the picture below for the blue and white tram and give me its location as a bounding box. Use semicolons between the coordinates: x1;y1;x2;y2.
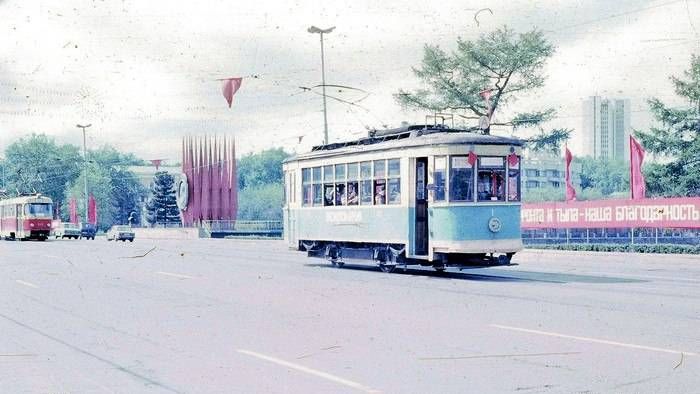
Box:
282;125;523;272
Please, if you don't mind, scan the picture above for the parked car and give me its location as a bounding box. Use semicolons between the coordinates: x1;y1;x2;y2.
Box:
106;225;135;242
54;222;81;239
80;223;97;240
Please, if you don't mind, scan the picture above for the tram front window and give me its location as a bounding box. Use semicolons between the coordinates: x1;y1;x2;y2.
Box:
477;157;505;202
449;156;473;201
25;203;52;217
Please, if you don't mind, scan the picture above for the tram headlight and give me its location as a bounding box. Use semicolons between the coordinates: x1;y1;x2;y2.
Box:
488;217;502;233
29;222;35;228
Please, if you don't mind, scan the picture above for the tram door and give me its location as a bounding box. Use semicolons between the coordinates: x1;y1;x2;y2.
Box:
415;158;428;255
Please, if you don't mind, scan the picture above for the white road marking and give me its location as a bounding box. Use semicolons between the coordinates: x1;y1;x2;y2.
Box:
15;280;39;289
42;254;60;259
492;324;697;356
154;271;194;280
237;349;380;393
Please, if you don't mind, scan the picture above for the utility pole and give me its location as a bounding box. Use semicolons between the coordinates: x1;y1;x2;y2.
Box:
307;26;335;145
76;124;91;223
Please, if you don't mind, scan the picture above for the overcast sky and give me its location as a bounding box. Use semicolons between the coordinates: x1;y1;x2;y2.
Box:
1;0;698;161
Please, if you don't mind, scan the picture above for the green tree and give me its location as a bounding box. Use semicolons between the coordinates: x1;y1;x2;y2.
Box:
238;148;290;190
145;171;181;226
63;163;114;230
88;145;145;167
395;26;569;152
522;185;564;202
636;55;700;197
3;134;81;209
111;168;146;226
578;157;629;196
237;183;284;220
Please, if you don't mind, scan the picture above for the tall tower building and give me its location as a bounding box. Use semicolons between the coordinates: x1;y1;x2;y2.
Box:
581;96;630;159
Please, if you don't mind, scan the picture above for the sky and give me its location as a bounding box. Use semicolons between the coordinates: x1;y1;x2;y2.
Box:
0;0;698;161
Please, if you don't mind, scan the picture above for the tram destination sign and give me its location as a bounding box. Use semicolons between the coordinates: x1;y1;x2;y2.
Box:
521;197;700;229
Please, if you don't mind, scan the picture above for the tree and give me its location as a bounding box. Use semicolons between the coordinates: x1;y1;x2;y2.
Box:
523;185;564;202
3;134;81;210
237;148;290;190
88;145;145;167
111;168;146;226
237;183;284;220
145;171;181;227
395;26;570;152
636;55;700;197
578;157;629;196
63;163;114;230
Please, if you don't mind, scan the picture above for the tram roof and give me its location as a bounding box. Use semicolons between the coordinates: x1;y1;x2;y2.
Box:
0;193;52;204
285;125;523;162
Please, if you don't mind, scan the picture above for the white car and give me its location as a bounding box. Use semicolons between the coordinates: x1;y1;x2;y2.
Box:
106;225;135;242
54;222;81;239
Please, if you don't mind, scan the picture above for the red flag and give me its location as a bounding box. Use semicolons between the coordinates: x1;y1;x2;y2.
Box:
468;150;478;167
221;77;243;108
507;152;519;168
150;159;163;171
565;147;577;202
211;138;221;220
88;194;97;225
69;198;78;224
630;136;646;200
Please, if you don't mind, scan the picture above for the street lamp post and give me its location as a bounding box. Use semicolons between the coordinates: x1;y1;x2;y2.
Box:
76;124;91;224
307;25;335;145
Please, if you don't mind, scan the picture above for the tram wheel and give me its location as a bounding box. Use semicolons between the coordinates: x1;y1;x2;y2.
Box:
434;266;447;272
330;260;344;268
379;263;396;273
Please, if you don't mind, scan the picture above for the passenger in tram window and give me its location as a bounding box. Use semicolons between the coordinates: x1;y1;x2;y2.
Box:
477;174;491;200
374;181;386;205
335;184;346;205
346;183;359;205
324;184;335;206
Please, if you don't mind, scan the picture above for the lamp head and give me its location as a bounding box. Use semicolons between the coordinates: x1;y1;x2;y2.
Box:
307;26;335;34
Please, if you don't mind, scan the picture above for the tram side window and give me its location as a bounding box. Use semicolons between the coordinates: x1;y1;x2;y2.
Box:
335;163;346;205
508;156;521;202
477;157;506;202
449;156;474;201
346;163;359;205
323;165;334;206
387;158;401;204
302;168;312;206
434;156;446;201
373;160;386;205
360;161;372;205
312;167;322;206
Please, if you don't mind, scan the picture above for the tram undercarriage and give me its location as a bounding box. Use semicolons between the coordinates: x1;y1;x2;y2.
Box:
301;241;515;273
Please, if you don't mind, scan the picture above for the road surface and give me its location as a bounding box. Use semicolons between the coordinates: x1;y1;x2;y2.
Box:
1;238;698;393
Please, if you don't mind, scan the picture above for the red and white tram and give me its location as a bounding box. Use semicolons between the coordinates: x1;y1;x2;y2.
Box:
0;194;53;240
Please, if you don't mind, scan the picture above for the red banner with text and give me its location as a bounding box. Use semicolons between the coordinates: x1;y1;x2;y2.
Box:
521;198;700;229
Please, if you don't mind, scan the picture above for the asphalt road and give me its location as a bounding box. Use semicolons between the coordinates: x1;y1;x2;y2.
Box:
1;238;699;393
